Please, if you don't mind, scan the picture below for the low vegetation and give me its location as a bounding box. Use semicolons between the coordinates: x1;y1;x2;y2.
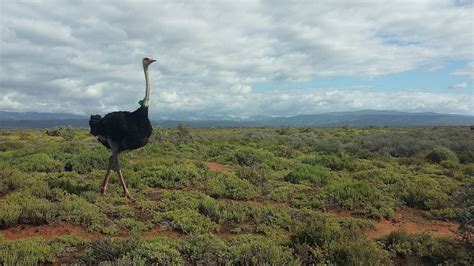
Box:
0;126;472;264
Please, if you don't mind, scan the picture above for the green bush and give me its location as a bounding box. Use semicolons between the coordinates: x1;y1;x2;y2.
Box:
0;169;29;195
229;235;298;265
1;192;57;225
236;165;272;188
0;201;22;226
20;196;57;224
234;148;263;166
0;238;56;265
198;198;254;224
426;147;458;164
142;164;202;188
303;153;357;171
291;219;389;264
119;218;153;235
124;237;182;264
17;153;63;172
62;147;109;173
86;238;136;262
380;230;471;265
155;190;209;212
47;172;91;195
0;235;86;264
325;179;396;219
181;234;229;264
285;164;332;186
57;193;107;228
402;176;451;210
155;209;218;234
205;173;259;200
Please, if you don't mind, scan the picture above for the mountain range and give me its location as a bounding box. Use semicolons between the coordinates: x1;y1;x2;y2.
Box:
0;110;472;128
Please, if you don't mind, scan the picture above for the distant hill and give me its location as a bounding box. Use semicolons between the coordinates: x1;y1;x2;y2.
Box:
0;110;473;128
0;111;86;121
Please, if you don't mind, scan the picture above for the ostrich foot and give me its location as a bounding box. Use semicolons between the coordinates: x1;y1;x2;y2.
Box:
124;192;135;201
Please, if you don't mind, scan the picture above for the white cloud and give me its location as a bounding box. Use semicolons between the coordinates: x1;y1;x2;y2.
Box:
0;0;473;117
159;91;179;103
451;61;474;78
448;82;468;89
231;84;252;94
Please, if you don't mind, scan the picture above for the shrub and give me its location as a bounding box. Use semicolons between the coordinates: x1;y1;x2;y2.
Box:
205;173;259;200
198;198;253;224
302;153;357;171
124;237;182;264
119;218;153;235
17;153;63;173
236;165;272;188
325;179;396;219
86;238;136;262
402;176;451;210
45;127;75;140
255;206;295;230
291;219;389;264
63;147;109;173
47;172;91;195
233;147;271;166
57;194;107;227
1;192;57;225
181;234;229;264
0;201;22;226
142;164;202;188
426;147;458;164
290;192;325;210
380;230;471;265
0;238;56;265
229;235;298;265
155;209;218;234
285;164;332;186
20;196;57;224
0;169;29;195
155;190;209;212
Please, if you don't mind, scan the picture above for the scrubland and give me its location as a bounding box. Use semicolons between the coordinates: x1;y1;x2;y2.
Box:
0;126;472;264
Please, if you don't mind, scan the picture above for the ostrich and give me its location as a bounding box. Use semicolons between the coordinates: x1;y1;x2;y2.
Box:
89;57;156;199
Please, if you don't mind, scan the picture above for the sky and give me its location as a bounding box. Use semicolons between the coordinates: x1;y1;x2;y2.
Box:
0;0;473;119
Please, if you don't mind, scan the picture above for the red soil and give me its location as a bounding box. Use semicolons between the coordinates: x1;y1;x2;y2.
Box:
204;161;232;172
1;223;101;241
368;207;459;239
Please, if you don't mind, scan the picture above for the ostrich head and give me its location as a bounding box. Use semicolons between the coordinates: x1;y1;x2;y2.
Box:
142;57;156;69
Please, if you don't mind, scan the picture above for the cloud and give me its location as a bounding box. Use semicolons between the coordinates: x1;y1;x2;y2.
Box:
231;84;252;94
0;0;473;117
448;82;468;89
159;91;179;103
450;61;474;78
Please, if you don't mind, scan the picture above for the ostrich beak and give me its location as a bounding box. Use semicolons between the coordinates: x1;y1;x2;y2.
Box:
150;58;157;63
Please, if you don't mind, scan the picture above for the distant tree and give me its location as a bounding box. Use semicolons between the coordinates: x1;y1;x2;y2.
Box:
176;124;193;144
426;147;458;163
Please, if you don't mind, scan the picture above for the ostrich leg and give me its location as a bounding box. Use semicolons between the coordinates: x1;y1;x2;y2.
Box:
114;154;133;199
101;155;114;195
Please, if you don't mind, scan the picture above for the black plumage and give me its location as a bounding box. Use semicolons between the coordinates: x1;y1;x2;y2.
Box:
89;106;152;152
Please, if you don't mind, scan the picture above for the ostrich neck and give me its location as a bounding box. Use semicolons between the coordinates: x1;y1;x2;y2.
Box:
143;66;151;108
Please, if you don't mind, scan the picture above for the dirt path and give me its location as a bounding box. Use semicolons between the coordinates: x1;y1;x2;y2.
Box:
368;207;459;239
0;223;101;240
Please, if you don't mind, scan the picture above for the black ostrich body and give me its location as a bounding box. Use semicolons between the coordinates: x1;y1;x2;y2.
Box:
89;107;152;152
89;57;156;199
